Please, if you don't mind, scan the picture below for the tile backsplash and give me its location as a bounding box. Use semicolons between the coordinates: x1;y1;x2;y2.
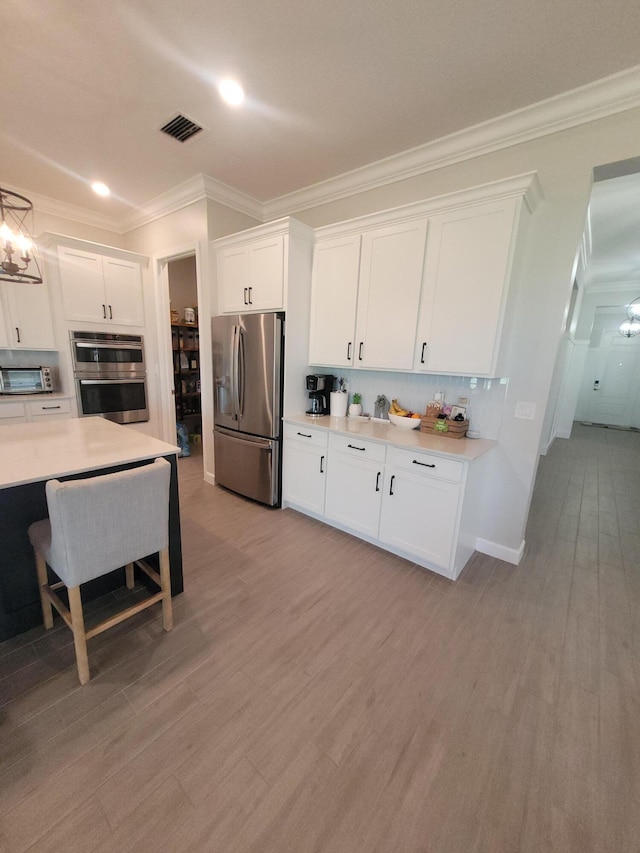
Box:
314;369;509;440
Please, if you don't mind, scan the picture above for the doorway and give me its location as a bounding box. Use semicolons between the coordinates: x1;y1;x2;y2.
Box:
579;328;640;428
168;256;202;457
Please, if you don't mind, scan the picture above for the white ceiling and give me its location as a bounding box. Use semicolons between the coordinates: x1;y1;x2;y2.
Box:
3;0;640;222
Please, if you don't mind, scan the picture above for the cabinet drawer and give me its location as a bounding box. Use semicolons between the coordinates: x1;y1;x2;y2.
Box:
284;422;328;448
28;398;72;418
329;432;387;463
0;402;26;420
387;446;464;483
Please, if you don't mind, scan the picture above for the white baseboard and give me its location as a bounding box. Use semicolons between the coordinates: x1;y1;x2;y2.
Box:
204;472;215;486
475;537;525;565
555;429;572;439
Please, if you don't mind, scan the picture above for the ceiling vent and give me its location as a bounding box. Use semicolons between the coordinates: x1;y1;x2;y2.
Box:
160;114;203;143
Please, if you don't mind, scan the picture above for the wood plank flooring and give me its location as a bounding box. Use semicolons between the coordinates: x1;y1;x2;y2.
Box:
0;423;639;852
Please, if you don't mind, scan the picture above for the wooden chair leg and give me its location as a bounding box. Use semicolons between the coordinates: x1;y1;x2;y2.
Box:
159;548;173;632
34;551;54;630
125;562;135;590
68;585;90;685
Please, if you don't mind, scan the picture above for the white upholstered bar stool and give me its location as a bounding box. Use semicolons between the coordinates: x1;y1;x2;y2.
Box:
28;457;173;685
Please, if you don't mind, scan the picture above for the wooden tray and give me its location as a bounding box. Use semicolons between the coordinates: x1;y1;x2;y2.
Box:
420;416;469;439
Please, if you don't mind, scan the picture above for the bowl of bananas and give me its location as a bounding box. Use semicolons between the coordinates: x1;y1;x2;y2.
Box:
389;399;421;429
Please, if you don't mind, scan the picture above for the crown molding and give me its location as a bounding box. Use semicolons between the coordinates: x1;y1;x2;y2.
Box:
263;65;640;220
121;173;263;233
5;183;123;234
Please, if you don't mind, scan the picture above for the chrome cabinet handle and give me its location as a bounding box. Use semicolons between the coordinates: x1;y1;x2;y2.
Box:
243;288;248;305
248;286;253;304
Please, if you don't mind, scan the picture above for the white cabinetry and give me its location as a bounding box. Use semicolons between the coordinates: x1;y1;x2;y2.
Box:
284;418;494;579
217;234;284;313
309;173;540;377
0;396;73;425
0;282;56;350
379;447;463;569
58;246;144;327
309;219;427;370
282;423;328;515
414;197;521;376
324;434;385;536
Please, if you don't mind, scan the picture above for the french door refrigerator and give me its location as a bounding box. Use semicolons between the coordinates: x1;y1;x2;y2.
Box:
212;312;284;506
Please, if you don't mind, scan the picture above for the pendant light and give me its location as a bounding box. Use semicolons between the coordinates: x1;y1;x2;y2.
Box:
0;187;43;284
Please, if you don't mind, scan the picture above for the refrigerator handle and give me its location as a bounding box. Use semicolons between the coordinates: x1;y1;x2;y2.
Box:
237;325;246;418
231;325;240;420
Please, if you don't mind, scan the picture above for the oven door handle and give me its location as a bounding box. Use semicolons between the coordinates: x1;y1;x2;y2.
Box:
74;342;144;351
79;378;145;385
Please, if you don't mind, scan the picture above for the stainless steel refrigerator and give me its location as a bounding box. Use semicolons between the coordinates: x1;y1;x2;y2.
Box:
212;312;284;506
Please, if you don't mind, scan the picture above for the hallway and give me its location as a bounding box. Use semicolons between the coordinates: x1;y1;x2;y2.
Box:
0;423;638;851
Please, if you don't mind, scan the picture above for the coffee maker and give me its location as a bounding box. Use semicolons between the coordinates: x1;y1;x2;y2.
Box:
306;374;335;417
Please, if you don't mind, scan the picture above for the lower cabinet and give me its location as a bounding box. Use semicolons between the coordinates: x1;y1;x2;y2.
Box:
0;397;74;425
379;470;459;569
283;423;478;579
282;423;328;515
325;434;384;537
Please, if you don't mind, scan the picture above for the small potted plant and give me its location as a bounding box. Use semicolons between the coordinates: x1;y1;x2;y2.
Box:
349;392;363;417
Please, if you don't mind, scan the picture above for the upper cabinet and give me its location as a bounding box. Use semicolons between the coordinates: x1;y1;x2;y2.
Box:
217;234;284;313
414;197;521;377
309;173;542;377
57;245;144;327
0;281;56;350
310;219;427;371
213;218;314;316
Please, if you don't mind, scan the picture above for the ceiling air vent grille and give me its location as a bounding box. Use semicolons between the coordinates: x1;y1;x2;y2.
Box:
160;114;203;143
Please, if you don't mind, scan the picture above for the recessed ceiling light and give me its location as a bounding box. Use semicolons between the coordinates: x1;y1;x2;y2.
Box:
92;182;110;197
218;79;244;107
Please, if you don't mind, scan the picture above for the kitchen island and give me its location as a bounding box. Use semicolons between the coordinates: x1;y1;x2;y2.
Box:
283;414;496;580
0;417;182;641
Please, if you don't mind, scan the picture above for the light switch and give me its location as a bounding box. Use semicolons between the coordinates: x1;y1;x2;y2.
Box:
514;401;536;420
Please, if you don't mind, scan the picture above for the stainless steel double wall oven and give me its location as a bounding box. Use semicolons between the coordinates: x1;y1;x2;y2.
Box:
71;331;149;423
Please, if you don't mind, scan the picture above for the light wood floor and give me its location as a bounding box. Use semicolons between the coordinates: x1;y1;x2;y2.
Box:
0;424;639;852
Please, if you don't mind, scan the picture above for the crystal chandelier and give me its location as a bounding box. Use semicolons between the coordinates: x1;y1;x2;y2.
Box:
0;187;43;283
619;297;640;338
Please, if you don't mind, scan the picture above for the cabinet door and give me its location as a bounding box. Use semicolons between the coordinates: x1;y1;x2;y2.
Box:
355;219;427;370
58;246;107;323
247;235;284;311
5;283;56;350
103;257;144;326
379;468;460;570
325;452;383;537
415;199;519;376
0;293;10;348
283;440;327;515
309;235;361;367
217;245;250;314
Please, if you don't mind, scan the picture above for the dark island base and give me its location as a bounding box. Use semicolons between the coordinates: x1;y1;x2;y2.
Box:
0;455;183;643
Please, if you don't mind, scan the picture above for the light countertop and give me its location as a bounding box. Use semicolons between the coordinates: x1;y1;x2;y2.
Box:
284;413;495;462
0;417;179;489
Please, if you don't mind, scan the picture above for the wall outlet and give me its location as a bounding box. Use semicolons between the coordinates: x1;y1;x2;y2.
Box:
514;401;536;420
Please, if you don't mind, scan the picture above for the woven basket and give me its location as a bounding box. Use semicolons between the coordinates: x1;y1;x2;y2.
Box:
420;416;469;439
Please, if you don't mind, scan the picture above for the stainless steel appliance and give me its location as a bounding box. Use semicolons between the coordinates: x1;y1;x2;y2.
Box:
0;366;58;395
70;331;148;424
306;373;335;416
212;312;284;506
